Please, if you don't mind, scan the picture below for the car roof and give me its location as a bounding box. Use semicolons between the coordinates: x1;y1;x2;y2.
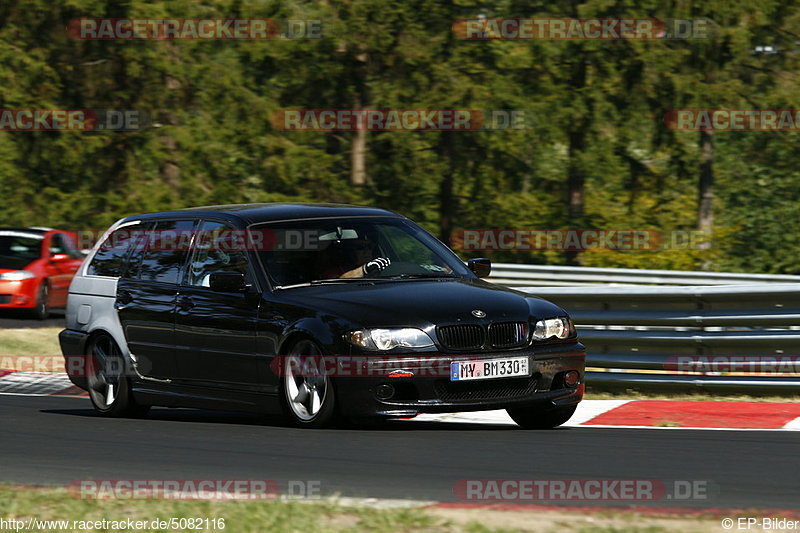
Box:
120;203;404;226
0;227;50;237
0;227;48;233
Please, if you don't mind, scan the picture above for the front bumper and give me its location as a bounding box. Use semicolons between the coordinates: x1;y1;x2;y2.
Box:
0;279;38;309
334;341;585;418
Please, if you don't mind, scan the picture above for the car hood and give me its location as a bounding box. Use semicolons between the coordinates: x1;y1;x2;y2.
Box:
276;277;568;328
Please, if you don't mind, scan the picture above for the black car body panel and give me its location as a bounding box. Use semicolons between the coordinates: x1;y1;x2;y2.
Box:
60;203;586;422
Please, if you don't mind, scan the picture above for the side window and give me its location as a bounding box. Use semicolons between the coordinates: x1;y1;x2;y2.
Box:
188;221;250;288
138;220;197;284
49;234;66;256
86;226;140;277
52;233;84;259
121;223;155;279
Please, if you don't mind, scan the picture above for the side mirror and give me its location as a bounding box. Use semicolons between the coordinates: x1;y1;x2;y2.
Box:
467;258;491;278
50;253;70;263
209;271;247;292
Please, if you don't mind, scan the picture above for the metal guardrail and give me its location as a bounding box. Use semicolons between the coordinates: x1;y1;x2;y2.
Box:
518;284;800;392
489;263;800;287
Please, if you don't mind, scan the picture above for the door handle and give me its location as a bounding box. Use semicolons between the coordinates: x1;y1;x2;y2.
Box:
178;296;195;311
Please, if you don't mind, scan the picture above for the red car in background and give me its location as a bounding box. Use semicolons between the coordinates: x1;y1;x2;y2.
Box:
0;228;85;319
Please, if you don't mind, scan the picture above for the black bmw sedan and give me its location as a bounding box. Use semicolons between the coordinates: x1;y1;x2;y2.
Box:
59;203;585;429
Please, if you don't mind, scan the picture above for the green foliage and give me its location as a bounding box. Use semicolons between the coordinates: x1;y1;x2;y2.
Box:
1;0;798;273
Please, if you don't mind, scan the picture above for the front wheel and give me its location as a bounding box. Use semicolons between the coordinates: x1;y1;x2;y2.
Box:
86;334;149;418
31;283;50;320
507;404;577;429
281;339;336;428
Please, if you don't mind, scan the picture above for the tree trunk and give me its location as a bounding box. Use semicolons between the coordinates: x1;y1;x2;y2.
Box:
438;132;456;246
567;129;586;220
565;127;587;265
521;153;533;194
350;52;368;186
698;130;714;251
350;98;367;186
565;52;588;266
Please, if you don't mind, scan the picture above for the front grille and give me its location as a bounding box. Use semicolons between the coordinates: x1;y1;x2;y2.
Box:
437;324;485;350
488;321;528;348
0;295;11;304
434;375;538;402
438;322;529;351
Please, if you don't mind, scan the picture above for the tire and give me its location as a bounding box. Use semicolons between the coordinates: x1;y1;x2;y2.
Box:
31;282;50;320
280;339;336;428
86;334;150;418
507;404;577;429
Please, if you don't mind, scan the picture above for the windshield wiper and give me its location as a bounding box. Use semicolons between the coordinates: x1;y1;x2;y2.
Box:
384;273;459;279
274;274;457;289
310;278;374;284
274;278;383;290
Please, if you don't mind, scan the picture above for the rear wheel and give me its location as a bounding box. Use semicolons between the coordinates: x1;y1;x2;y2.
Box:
281;339;336;428
507;404;577;429
86;334;149;418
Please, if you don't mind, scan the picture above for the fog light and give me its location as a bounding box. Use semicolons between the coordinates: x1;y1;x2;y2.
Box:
564;370;580;387
375;383;395;400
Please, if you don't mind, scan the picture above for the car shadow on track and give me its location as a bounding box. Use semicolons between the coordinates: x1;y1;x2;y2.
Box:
39;407;558;431
40;407;273;426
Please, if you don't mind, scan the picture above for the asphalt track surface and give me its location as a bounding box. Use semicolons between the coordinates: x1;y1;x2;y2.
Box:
1;395;798;510
0;310;64;329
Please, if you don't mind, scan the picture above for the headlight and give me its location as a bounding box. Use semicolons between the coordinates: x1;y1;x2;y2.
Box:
532;317;573;340
347;328;434;351
0;270;35;281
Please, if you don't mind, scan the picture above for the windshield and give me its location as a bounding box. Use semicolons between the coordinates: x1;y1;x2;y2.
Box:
0;232;43;269
255;217;472;287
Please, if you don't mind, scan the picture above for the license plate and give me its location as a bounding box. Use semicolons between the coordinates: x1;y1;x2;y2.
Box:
450;356;530;381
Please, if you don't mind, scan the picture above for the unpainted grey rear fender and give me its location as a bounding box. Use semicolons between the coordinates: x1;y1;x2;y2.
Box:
65;218;144;359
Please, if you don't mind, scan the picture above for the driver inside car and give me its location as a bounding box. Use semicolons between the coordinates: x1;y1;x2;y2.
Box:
321;238;392;279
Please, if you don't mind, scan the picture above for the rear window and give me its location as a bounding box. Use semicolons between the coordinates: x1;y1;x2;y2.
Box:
86;225;143;277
